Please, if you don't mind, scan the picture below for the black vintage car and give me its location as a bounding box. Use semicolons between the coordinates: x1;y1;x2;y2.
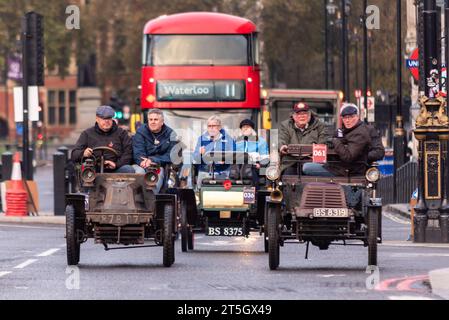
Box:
264;144;382;270
65;146;177;267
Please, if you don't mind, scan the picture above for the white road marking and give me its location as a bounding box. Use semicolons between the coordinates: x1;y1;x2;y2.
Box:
14;259;38;269
0;271;12;278
317;274;346;278
388;295;434;300
381;241;449;249
36;248;60;257
391;252;449;258
382;212;411;225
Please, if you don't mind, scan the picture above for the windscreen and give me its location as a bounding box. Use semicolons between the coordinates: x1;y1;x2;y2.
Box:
144;35;249;66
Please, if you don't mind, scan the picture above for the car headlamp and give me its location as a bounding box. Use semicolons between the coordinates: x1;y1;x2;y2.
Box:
365;167;380;183
266;166;280;181
81;167;96;184
144;170;159;187
167;178;176;188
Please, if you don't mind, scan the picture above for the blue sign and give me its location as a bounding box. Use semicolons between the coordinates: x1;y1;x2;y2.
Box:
378;148;394;176
16;122;23;136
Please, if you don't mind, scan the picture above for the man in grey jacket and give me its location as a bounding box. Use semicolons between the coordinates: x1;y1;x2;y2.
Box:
278;102;328;174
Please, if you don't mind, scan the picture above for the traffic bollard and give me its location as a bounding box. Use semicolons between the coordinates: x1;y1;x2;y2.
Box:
53;152;66;216
1;152;13;181
27;148;34;181
57;146;69;161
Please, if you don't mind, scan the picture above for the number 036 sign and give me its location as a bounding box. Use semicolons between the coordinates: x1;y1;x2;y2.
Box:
312;144;327;163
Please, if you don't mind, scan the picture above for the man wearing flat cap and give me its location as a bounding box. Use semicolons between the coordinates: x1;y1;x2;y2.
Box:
304;103;382;176
326;103;383;176
71;105;134;173
278;102;328;174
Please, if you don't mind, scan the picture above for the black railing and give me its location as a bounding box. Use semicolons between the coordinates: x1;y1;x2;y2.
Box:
378;161;418;205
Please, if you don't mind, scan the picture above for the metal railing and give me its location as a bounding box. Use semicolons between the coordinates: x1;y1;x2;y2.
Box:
378;161;418;205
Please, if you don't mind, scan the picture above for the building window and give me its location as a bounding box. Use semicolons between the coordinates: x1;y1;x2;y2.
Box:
58;91;66;124
48;91;56;125
47;89;77;127
69;90;77;124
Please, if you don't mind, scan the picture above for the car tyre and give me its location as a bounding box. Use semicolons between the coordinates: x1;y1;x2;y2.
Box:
267;203;280;270
368;208;378;266
263;207;269;253
66;205;80;266
180;201;188;252
163;203;175;267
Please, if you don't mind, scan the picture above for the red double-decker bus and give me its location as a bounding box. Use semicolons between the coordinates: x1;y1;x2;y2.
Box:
140;12;261;135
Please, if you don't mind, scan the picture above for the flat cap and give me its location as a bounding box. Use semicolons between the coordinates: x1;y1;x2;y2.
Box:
340;103;359;117
96;105;115;119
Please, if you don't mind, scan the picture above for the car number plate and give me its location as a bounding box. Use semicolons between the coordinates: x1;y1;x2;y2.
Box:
100;214;142;225
206;226;244;236
312;208;349;218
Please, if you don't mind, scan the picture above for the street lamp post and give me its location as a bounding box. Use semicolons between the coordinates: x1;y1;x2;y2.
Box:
393;0;407;204
363;0;368;124
327;0;338;89
325;0;329;89
413;0;449;243
341;0;347;100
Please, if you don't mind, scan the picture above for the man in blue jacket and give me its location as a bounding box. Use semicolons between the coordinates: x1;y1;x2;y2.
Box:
132;108;178;192
193;115;236;187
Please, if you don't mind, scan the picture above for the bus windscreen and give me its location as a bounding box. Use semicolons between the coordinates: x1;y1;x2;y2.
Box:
145;35;249;66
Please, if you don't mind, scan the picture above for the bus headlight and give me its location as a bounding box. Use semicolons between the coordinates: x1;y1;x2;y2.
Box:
266;166;280;181
365;167;380;183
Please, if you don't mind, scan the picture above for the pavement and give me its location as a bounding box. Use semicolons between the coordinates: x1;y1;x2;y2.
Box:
0;213;64;225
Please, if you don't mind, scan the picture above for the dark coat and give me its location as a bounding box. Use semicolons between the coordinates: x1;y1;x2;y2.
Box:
325;121;372;176
133;124;178;166
71;122;133;168
278;115;328;172
367;124;385;163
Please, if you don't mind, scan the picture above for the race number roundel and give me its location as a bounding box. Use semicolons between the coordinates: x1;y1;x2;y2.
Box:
312;144;327;163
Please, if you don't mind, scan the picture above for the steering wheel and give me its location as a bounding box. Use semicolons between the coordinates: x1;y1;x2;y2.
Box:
89;146;119;173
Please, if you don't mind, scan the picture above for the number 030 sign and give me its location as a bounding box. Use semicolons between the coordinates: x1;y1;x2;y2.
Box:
312;144;327;163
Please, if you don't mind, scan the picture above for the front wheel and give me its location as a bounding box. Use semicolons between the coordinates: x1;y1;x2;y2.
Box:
368;208;378;266
267;203;280;270
66;205;80;266
180;201;188;252
263;208;268;253
163;203;175;267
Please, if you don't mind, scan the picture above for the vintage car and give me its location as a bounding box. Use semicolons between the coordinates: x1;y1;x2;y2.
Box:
65;146;177;267
188;151;270;246
264;144;382;270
